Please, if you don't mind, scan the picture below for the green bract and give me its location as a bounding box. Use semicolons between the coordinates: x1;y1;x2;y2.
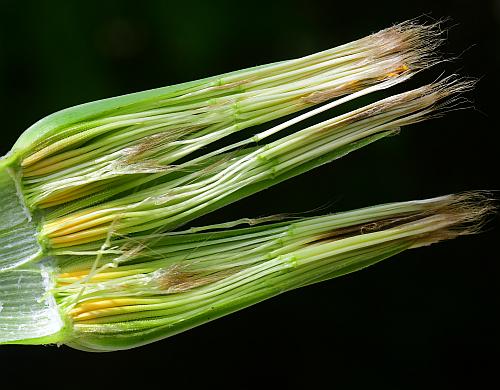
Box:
0;20;493;351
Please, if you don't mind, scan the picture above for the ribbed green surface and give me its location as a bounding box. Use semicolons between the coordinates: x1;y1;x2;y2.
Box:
0;169;43;272
0;260;65;344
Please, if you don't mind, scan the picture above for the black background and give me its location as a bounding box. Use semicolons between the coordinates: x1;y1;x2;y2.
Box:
0;0;499;388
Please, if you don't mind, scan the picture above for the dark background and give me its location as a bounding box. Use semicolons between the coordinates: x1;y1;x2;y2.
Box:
0;0;499;388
